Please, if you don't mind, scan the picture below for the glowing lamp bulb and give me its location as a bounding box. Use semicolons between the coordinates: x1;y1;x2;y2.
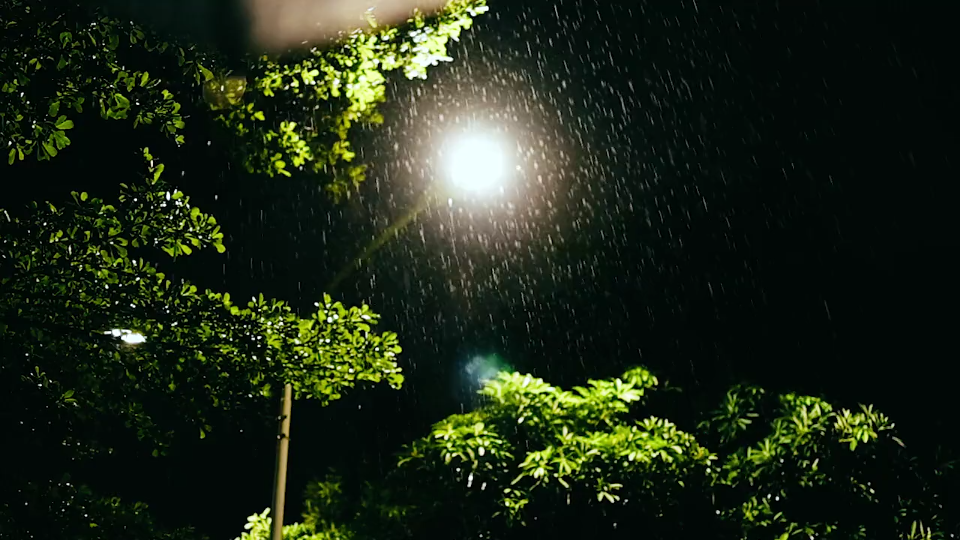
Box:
444;133;508;195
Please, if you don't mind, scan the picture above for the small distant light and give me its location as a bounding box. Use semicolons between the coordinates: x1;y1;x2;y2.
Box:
122;332;146;345
105;329;146;345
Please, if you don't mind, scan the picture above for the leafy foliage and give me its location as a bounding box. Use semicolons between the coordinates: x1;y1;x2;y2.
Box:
245;369;956;540
701;385;954;540
1;0;488;197
0;148;403;537
0;0;187;163
234;507;350;540
383;368;715;539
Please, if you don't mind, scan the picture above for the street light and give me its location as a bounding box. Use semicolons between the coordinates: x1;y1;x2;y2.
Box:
443;132;509;196
268;129;513;540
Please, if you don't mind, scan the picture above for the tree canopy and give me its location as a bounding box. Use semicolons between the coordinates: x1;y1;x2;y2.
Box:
0;149;405;537
237;368;957;540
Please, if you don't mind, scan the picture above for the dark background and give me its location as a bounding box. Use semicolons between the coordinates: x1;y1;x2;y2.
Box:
8;0;958;538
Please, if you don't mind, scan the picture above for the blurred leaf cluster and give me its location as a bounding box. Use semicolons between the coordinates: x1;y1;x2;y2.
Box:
0;474;200;540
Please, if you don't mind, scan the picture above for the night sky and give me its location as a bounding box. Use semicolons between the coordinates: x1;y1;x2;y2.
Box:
11;1;958;538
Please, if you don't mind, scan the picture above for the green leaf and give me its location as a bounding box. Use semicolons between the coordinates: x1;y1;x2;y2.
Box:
198;63;215;82
48;101;60;117
55;118;74;130
7;148;14;165
53;130;71;149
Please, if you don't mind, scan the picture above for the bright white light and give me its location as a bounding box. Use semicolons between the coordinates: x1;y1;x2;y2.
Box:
122;332;146;345
444;133;509;195
105;328;146;345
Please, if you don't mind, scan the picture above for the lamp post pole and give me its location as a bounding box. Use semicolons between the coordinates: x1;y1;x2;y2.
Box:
270;383;294;540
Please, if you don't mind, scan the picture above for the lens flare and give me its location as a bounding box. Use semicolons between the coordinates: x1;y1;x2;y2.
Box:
463;354;512;389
